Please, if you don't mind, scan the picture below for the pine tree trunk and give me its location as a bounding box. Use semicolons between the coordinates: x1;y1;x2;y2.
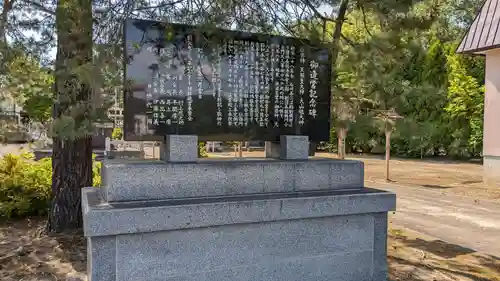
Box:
48;137;93;231
46;0;93;233
328;0;349;159
0;0;12;44
385;126;392;182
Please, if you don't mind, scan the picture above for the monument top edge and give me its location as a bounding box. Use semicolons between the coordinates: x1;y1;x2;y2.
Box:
101;157;364;166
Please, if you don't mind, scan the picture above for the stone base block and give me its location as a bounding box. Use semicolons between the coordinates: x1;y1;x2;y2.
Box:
264;136;309;160
264;141;280;158
100;158;364;202
280;135;309;160
83;187;395;281
159;135;198;163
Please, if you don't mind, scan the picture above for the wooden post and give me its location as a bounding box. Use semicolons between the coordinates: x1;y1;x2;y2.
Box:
420;136;423;159
385;126;391;182
337;128;346;159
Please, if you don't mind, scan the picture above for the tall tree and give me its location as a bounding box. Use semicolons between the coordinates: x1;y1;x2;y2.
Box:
5;53;53;123
445;48;484;157
46;0;93;232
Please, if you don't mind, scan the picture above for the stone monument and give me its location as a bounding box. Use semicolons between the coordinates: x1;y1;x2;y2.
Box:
82;18;396;281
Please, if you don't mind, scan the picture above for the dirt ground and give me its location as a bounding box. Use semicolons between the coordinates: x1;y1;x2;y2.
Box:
208;151;500;200
0;219;85;281
388;227;500;281
351;155;500;201
0;219;498;281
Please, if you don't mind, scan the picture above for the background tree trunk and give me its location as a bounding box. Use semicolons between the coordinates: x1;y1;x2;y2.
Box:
337;127;347;159
0;0;13;43
385;125;392;182
329;0;349;157
46;0;93;232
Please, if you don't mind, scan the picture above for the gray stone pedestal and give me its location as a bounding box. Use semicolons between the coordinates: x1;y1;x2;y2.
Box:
84;147;396;281
265;135;309;160
159;135;198;162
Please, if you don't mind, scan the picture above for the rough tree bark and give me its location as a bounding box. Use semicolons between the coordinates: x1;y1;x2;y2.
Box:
0;0;14;68
0;0;14;43
46;0;93;232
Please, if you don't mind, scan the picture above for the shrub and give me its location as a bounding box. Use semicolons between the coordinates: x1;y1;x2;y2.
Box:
0;151;102;219
199;142;207;157
112;127;123;140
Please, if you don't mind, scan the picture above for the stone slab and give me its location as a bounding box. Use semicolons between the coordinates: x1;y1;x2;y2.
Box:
118;250;374;281
373;212;389;280
100;158;365;202
82;187;396;237
87;236;116;281
114;214;374;281
264;141;280;158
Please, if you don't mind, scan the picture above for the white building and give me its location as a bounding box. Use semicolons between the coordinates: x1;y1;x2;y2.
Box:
457;0;500;186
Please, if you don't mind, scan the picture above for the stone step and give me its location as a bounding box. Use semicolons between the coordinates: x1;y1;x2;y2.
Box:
100;158;364;202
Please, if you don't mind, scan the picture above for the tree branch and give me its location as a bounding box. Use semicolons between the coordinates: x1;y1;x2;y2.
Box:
300;0;336;22
340;33;356;47
360;4;373;37
25;0;55;16
134;0;186;11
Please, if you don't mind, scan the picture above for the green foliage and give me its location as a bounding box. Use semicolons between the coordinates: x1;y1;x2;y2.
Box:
0;152;51;218
5;53;54;123
0;152;102;219
323;1;486;159
223;141;239;147
199;142;208;157
445;49;484;156
112;127;123;140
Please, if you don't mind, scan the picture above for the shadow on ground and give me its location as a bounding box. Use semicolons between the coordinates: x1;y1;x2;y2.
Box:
389;229;500;281
402;238;476;258
0;218;86;281
2;218;499;281
421;184;455;189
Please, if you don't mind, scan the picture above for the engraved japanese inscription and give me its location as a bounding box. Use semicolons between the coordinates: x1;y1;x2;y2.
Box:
123;18;331;141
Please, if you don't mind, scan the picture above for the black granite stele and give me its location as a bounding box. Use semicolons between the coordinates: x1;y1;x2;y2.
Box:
123;18;332;142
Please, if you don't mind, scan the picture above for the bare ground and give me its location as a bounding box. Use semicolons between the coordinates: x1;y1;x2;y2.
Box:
388;228;500;281
0;219;85;281
352;155;500;200
210;151;500;200
0;219;498;281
